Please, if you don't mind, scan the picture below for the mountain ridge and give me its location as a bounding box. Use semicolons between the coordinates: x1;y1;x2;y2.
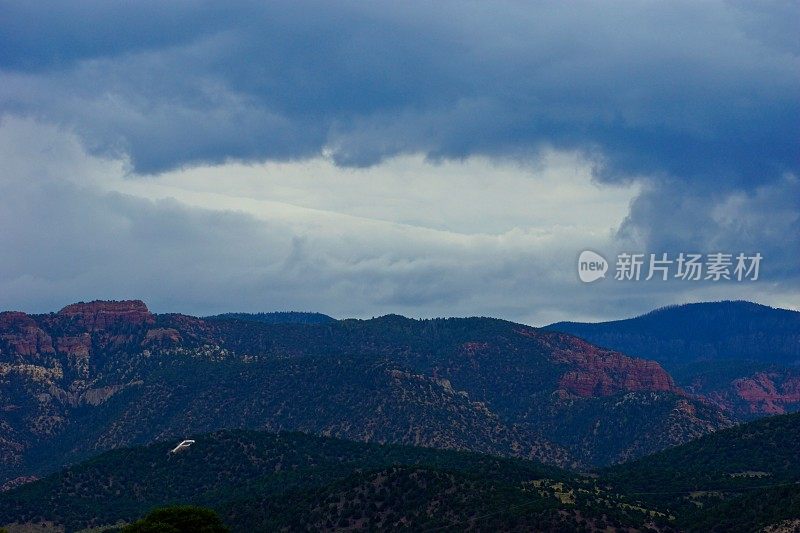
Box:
1;300;731;484
0;429;659;532
545;300;800;419
4;413;800;532
203;311;336;325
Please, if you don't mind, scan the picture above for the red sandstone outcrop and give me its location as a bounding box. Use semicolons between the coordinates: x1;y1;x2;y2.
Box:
518;329;676;397
0;475;38;492
556;353;674;397
57;300;154;331
56;335;91;357
142;327;182;347
733;372;800;414
0;312;55;357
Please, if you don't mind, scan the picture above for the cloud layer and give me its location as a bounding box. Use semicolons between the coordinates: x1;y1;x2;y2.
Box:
3;1;796;176
0;1;797;320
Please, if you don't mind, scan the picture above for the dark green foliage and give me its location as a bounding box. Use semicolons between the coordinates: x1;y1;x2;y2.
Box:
6;315;724;479
3;311;728;485
681;484;800;532
5;413;799;532
546;301;800;366
2;301;795;532
533;390;726;465
0;430;656;532
604;412;800;496
122;506;228;533
203;311;335;325
603;412;800;532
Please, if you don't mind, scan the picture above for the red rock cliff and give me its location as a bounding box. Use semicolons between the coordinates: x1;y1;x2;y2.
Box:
57;300;154;331
0;312;55;357
733;372;800;414
520;329;676;397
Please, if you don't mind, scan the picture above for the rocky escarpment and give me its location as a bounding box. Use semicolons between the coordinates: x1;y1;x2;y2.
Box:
0;312;55;359
687;370;800;418
552;337;674;397
518;329;676;397
733;373;800;414
0;301;164;469
1;300;158;374
0;475;37;493
56;300;154;331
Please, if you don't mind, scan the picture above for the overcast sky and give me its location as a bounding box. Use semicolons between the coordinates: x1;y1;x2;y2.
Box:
0;1;798;324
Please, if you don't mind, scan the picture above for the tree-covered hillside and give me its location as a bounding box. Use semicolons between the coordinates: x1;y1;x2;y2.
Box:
0;431;659;532
603;412;800;532
547;301;800;366
203;311;336;325
5;413;800;532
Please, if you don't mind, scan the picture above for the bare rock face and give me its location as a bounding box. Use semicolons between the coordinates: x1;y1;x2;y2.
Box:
0;475;38;492
0;312;55;358
1;301;156;363
556;354;675;397
763;519;800;533
524;330;676;397
56;335;91;356
733;373;800;414
142;327;182;348
687;369;800;418
57;300;155;331
56;335;92;377
80;384;129;406
1;301;158;371
0;301;165;471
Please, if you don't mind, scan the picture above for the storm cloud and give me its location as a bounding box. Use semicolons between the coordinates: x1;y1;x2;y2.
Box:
2;1;795;175
0;1;797;319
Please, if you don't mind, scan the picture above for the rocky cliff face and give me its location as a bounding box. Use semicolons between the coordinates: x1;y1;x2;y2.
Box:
733;373;800;414
536;332;676;397
689;371;800;417
56;300;154;332
0;301;161;470
0;312;55;358
676;365;800;419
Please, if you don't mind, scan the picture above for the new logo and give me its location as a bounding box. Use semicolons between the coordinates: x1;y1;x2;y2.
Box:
578;250;608;283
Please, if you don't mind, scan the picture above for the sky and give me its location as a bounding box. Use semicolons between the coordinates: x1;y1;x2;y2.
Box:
0;0;798;324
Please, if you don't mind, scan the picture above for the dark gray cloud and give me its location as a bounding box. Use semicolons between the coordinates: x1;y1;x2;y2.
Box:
618;174;800;283
2;1;796;178
0;117;795;322
0;1;797;316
